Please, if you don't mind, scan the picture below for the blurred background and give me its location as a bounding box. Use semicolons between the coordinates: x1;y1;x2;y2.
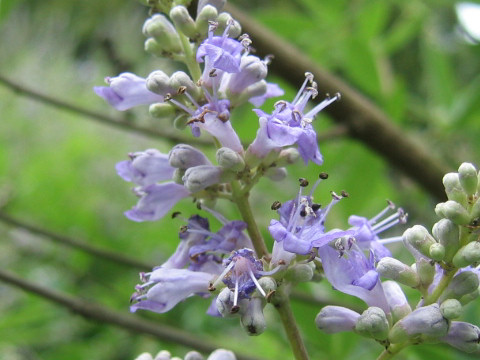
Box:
1;0;480;359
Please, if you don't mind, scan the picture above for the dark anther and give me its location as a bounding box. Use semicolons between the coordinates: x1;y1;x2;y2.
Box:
300;209;307;217
312;203;321;211
319;172;329;179
341;190;349;198
179;225;188;233
230;305;240;314
271;201;282;210
209;69;217;77
266;290;276;303
278;259;286;265
177;86;186;95
208;283;216;292
164;93;172;101
299;178;309;187
171;211;181;219
196;202;202;210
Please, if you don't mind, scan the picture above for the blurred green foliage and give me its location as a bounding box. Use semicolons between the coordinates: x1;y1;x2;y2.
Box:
0;0;479;359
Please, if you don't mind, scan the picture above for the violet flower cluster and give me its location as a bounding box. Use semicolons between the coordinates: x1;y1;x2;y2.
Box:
94;0;480;358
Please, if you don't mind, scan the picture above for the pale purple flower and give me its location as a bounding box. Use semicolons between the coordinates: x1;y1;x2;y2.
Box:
116;149;175;187
130;268;214;313
440;321;480;353
318;240;390;314
348;201;407;259
125;182;190;222
94;73;163;111
249;82;285;107
315;306;361;334
248;74;339;164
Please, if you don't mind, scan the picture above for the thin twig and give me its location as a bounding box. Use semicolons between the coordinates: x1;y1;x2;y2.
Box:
0;74;210;146
0;211;154;270
226;3;450;200
0;268;265;360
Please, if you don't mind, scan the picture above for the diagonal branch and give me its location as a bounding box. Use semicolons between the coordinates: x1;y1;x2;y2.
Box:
0;268;265;360
226;3;449;200
0;74;210;146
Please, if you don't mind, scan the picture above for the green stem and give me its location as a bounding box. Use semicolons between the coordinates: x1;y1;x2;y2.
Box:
231;180;269;258
273;287;310;360
376;342;409;360
178;32;202;82
423;269;456;305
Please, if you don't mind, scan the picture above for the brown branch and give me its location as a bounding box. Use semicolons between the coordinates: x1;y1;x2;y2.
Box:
0;211;155;270
0;74;210;146
226;3;449;200
0;268;265;360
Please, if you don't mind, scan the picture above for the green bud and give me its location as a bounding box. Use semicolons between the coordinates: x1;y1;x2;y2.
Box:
172;168;185;184
143;14;182;53
240;297;266;336
470;199;480;222
403;225;436;258
183;165;224;193
228;81;267;107
265;167;287;182
173;114;189;130
217;12;242;37
149;102;176;119
257;277;277;294
443;173;468;207
276;148;300;166
452;241;480;268
459;289;479;306
285;263;314;283
413;258;435;288
440;299;463;320
169;71;199;97
382;281;412;322
216;147;245;172
439;271;480;302
170;6;199;39
432;219;460;262
146;70;171;95
436;201;471;225
195;5;218;36
376;257;420;288
429;243;445;261
458;162;478;196
355;307;390;341
144;38;164;57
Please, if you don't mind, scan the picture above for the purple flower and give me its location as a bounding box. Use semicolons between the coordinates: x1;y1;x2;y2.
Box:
94;73;163;111
116;149;175;187
130;268;214;313
125;182;190;222
269;178;353;264
318;240;389;314
248;74;339;164
249;82;285;107
348;201;407;259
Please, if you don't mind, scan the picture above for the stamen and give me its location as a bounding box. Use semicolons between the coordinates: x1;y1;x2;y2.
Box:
212;261;235;289
299;178;309;187
378;236;403;245
371;211;403;233
168;98;195;115
304;93;340;119
368;200;395;224
292;73;313;104
271;201;282;210
233;277;239;306
248;269;266;297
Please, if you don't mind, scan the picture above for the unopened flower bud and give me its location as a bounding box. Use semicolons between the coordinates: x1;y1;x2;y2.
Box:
458;162;478;196
169;144;211;169
440;299;462;320
184;351;204;360
383;281;411;322
227;56;267;95
285;263;314;283
240;297;266;336
195;5;218;36
134;353;154;360
183;165;224;193
197;0;226;13
354;307;389;341
149;102;176;119
146;70;172;95
413;258;435;288
265;167;287;182
376;257;420;288
276;148;300;166
403;225;436;258
460;288;479;306
443;172;468;207
169;71;199;97
216;147;245;171
257;277;277;294
207;349;236;360
452;242;480;268
172;168;185;184
216;288;243;318
439;271;480;302
432;219;460;262
470;199;480;223
440;322;480;353
435;201;471;225
154;350;172;360
429;243;445;261
388;304;448;343
217;12;241;37
144;38;163;57
173;114;189;130
143;15;182;53
170;6;198;39
315;306;360;334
